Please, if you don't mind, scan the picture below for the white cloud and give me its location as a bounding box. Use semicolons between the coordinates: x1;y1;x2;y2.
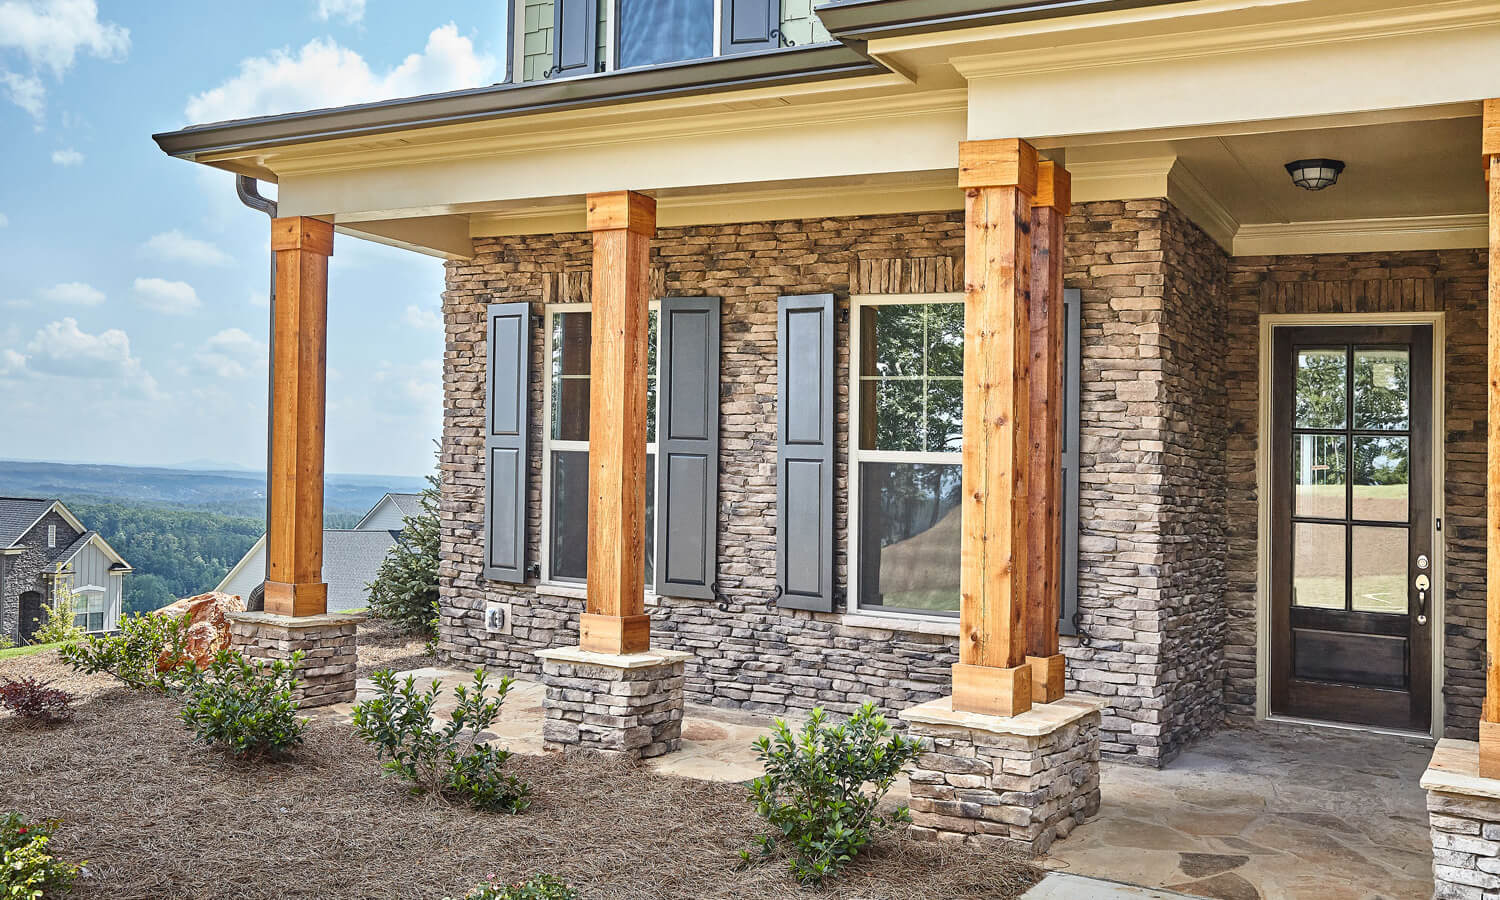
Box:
315;0;365;24
0;70;43;119
41;281;104;305
142;230;233;266
23;317;155;394
403;304;442;331
184;24;495;124
0;348;26;377
0;0;129;73
191;327;266;379
133;277;201;314
50;147;82;166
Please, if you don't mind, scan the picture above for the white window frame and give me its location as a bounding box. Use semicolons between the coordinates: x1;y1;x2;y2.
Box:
512;0;743;81
539;301;661;588
848;292;966;623
68;586;108;633
47;524;56;548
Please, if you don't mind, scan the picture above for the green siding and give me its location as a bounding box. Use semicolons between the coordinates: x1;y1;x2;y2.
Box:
780;0;830;46
522;0;554;82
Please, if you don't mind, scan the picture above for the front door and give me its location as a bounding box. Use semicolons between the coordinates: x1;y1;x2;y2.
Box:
1270;325;1433;732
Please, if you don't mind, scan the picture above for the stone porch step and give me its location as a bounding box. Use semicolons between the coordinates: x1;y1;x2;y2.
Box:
1022;873;1206;899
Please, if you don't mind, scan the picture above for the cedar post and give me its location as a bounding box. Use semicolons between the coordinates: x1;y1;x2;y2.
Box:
1025;161;1071;704
1483;99;1500;776
953;139;1037;717
264;216;333;618
581;190;656;655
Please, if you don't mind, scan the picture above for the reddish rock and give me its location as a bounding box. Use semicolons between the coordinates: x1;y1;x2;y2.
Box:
153;592;245;670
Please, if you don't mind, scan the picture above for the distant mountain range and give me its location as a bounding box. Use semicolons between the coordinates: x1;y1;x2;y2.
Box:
0;459;427;518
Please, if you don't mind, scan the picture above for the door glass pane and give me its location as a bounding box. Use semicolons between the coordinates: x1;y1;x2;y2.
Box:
1352;525;1408;614
1353;435;1409;522
1295;348;1346;429
1294;433;1346;519
1353;348;1409;431
857;462;962;615
1293;522;1346;609
618;0;714;69
550;450;590;581
552;312;591;441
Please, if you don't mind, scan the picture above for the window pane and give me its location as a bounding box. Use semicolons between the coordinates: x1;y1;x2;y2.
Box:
552;312;591;441
1352;525;1407;614
1293;433;1345;519
925;302;964;377
860;379;923;452
858;462;962;615
1353;348;1409;431
862;304;926;377
1353;436;1409;522
89;612;103;632
618;0;713;69
1293;522;1345;609
1295;348;1346;429
644;453;655;587
926;379;963;452
550;450;590;581
73;613;87;629
647;310;658;444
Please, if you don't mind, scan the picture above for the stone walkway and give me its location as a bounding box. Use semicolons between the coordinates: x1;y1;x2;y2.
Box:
322;669;1435;899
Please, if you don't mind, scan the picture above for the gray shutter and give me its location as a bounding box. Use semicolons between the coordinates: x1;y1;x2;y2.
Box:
552;0;599;78
776;293;835;611
654;297;721;600
1059;288;1082;633
484;302;531;583
721;0;779;54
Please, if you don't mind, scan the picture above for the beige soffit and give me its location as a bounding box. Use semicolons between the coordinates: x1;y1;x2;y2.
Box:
1233;215;1489;256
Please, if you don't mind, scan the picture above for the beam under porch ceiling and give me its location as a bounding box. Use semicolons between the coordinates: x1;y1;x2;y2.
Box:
1482;99;1500;777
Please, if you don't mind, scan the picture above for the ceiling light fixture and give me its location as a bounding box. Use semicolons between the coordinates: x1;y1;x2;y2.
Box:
1285;158;1346;191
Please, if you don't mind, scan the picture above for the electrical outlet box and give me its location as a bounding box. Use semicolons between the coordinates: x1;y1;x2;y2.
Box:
483;601;511;635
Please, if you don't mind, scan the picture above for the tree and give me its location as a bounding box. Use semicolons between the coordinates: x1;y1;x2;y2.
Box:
367;472;441;636
33;563;85;645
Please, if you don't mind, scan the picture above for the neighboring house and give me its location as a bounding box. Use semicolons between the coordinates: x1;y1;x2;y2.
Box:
216;493;416;612
0;497;131;643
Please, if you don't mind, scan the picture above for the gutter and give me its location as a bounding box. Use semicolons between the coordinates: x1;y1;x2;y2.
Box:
814;0;1194;40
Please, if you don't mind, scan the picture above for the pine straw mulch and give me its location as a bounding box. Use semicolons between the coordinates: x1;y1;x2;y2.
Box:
353;617;437;677
0;652;1041;900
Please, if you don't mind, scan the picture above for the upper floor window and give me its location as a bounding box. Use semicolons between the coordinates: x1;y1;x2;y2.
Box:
515;0;831;83
47;524;56;548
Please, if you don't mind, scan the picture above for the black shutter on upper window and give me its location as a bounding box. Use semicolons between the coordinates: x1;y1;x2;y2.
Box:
776;294;835;612
654;297;721;600
484;302;531;583
552;0;599;78
720;0;779;55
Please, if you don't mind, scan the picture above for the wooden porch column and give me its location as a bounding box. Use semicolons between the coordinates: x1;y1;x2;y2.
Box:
265;216;333;617
1482;99;1500;776
581;190;656;655
953;139;1038;717
1025;161;1071;704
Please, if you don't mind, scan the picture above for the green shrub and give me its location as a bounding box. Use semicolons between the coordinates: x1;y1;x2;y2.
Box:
59;611;195;693
446;874;578;900
741;703;923;885
1;813;82;899
180;650;307;758
353;668;529;813
368;474;441;636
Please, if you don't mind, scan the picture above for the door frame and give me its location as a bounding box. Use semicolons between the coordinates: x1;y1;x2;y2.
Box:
1255;311;1447;737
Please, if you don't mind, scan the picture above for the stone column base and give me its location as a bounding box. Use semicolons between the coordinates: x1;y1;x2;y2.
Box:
226;610;363;708
1422;738;1500;896
901;695;1104;856
535;646;691;760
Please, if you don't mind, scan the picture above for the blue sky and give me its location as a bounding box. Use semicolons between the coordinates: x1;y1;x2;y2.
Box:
0;1;511;476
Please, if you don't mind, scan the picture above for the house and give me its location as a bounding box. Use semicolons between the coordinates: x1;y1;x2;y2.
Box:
153;0;1500;877
215;493;419;612
0;497;132;643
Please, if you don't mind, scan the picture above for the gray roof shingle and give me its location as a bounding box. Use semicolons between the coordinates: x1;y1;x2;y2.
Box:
322;529;400;612
387;493;425;519
0;497;57;549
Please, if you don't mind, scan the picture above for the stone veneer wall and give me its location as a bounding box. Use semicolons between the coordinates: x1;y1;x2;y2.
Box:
438;203;1229;766
0;510;83;643
1428;788;1500;897
1221;250;1489;735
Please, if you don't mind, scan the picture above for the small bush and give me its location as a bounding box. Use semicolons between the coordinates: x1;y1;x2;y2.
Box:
59;611;195;693
353;668;529;813
741;703;923;886
446;874;579;900
0;678;75;724
1;812;82;899
180;649;307;758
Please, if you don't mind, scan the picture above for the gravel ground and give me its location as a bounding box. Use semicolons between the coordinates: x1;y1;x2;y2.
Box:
0;631;1039;900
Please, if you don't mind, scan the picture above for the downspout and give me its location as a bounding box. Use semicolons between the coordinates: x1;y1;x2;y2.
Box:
236;175;276;613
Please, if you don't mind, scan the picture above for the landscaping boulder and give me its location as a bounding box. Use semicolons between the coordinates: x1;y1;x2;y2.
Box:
153;592;245;670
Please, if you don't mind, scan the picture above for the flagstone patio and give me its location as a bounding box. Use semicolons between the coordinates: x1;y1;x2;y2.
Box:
324;669;1434;899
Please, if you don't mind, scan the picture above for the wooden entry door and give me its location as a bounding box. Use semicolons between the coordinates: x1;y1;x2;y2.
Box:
1270;325;1433;732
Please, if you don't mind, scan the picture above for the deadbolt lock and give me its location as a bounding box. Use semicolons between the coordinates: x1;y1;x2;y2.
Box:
1417;554;1430;571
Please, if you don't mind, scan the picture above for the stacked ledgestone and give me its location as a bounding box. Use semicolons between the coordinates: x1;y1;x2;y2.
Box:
536;648;689;760
227;611;362;708
1428;791;1500;897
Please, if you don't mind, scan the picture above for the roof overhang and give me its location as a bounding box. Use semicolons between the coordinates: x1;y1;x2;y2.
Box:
814;0;1193;40
58;532;133;572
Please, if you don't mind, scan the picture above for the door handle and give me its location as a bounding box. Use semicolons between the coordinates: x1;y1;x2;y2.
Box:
1415;574;1430;626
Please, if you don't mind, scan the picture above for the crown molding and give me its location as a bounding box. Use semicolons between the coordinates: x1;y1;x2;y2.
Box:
1167;160;1239;252
1232;213;1488;256
1068;155;1176;203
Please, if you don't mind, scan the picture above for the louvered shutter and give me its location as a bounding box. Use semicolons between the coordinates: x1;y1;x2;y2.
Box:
776;294;835;611
484;302;531;583
654;297;721;599
720;0;779;54
552;0;599;78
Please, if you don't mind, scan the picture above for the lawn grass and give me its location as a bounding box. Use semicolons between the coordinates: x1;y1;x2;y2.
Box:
0;641;63;661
